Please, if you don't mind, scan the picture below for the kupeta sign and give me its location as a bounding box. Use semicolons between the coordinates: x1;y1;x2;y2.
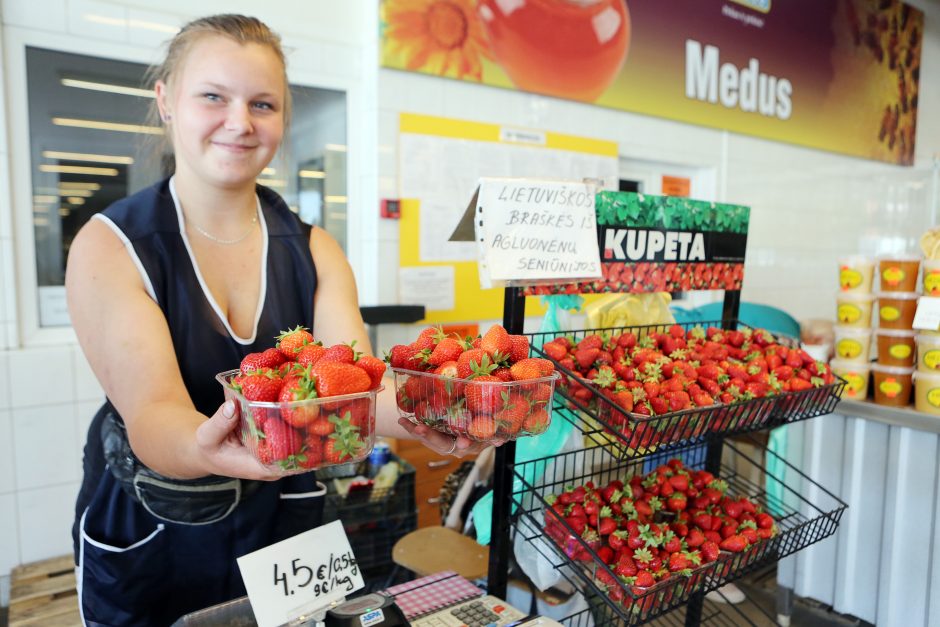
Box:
381;0;923;165
524;192;749;296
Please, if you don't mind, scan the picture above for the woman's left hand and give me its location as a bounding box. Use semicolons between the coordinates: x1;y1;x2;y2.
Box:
397;418;498;457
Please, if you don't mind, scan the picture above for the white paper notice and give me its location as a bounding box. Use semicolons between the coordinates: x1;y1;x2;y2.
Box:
399;129;618;263
913;296;940;331
398;266;455;312
237;521;364;627
474;178;603;288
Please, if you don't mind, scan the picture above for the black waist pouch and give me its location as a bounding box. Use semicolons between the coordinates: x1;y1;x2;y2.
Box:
101;410;260;525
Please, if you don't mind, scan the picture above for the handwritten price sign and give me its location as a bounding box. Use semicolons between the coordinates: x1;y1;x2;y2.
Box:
474;178;603;288
238;521;364;627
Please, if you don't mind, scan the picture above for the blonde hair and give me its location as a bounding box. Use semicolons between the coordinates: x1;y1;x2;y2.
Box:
146;14;291;158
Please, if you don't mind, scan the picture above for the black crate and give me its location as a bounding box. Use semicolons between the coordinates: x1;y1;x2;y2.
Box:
322;455;417;577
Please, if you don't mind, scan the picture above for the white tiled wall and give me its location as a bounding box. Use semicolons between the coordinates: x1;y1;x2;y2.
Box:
0;0;939;605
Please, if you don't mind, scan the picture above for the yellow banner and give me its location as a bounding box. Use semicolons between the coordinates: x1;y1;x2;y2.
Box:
381;0;923;165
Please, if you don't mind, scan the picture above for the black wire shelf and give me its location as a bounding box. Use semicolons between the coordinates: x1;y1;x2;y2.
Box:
510;439;846;626
563;585;783;627
526;321;845;462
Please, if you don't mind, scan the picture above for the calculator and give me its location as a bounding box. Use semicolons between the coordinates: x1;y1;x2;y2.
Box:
408;595;528;627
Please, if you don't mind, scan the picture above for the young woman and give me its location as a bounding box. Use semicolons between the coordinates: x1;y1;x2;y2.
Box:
66;14;483;626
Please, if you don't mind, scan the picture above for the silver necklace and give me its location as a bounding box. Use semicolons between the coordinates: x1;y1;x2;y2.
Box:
189;210;258;245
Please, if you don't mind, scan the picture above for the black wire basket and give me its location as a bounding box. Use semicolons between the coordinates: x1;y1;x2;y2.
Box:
526;321;845;462
511;439;846;626
564;586;783;627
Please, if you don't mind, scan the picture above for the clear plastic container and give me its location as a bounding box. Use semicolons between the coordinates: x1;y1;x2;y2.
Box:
216;369;379;475
838;256;875;293
913;371;940;416
870;364;913;407
875;328;916;367
392;367;559;443
836;292;874;327
879;256;921;292
829;359;871;400
922;259;940;296
833;326;872;362
916;334;940;373
876;292;919;330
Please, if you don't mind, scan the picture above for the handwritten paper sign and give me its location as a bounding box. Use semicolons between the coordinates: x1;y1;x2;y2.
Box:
474;178;602;288
237;521;364;627
913;296;940;331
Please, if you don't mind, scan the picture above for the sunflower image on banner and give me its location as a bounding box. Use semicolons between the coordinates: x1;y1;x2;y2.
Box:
379;0;923;166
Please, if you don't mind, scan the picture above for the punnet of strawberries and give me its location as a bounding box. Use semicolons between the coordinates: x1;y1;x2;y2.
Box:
386;325;560;443
539;324;837;446
216;326;386;474
543;457;777;611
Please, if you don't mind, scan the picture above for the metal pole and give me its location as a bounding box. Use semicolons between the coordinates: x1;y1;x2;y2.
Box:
488;287;526;597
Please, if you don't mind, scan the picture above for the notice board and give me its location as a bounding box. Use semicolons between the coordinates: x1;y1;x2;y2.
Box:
397;113;618;323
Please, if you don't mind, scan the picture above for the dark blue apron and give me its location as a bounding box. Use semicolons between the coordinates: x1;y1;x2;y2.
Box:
72;178;322;626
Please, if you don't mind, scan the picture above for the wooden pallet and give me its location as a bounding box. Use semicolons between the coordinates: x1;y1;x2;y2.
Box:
9;555;81;627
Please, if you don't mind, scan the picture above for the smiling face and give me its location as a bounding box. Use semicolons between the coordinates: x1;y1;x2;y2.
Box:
156;35;286;191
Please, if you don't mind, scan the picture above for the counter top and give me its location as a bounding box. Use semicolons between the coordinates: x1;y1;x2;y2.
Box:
836;399;940;435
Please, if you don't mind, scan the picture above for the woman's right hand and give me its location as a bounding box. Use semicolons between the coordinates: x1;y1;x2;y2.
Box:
195;401;284;481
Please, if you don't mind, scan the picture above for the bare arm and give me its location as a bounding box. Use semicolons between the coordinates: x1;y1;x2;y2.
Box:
66;219;279;480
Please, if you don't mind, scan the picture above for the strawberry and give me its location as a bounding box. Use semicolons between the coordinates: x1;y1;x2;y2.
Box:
614;552;637;577
508;335;530;362
700;540;720;562
542;340;568;361
298;437;323;469
666;492;687;512
356;355;386;389
240;348;286;374
633;570;656;588
323;437;358;464
495;393;529;433
493;367;514;382
575;347;600;370
597;508;617;536
667;552;692;572
234;372;283;402
414;326;443;351
387;344;417;369
755;512;775;529
686;528;705;548
427;337;465;366
307;416;335;436
277;326;314;360
311;362;371;397
320;343;360;365
457;349;495;379
481;325;512;359
721;498;744;519
465;375;504;414
278;374;320;427
258;418;302;464
296;343;326;368
467;415;497;440
523;408;549;433
719;534;748;552
509;358;554;381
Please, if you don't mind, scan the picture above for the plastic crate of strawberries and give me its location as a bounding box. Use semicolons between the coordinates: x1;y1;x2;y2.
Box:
216;326;386;474
540;457;778;617
386;325;560;443
538;324;838;448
